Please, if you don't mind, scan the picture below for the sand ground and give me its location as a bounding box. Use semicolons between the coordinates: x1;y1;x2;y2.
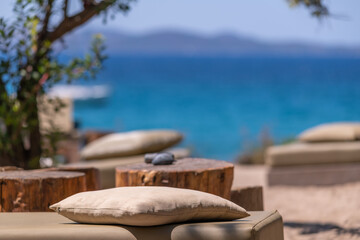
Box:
233;165;360;240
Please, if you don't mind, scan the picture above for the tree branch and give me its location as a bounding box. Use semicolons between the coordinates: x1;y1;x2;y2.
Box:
48;0;116;43
38;0;54;43
63;0;68;18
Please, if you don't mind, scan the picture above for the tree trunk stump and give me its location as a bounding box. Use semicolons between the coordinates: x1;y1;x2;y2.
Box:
0;170;86;212
37;166;100;191
116;158;234;199
57;166;100;191
230;186;264;211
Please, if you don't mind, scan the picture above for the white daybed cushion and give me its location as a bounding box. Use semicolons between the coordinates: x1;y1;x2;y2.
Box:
298;123;360;142
81;130;182;160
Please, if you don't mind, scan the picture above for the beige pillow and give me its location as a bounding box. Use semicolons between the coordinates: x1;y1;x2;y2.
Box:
298;123;360;142
50;186;249;226
81;130;183;160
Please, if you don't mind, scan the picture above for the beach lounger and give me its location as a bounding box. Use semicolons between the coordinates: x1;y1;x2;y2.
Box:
0;211;283;240
265;142;360;185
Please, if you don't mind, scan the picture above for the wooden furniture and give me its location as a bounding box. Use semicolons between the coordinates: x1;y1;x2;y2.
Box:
230;186;264;211
116;158;234;199
0;171;86;212
267;163;360;186
35;166;100;191
0;211;284;240
266;142;360;186
57;166;100;191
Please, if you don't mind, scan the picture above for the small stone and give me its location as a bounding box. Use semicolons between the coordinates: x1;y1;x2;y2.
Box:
144;153;158;163
152;152;175;165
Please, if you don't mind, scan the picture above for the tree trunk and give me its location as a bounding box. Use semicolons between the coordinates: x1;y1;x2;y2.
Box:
1;95;42;169
0;130;26;169
25;101;41;169
0;155;14;167
16;76;42;169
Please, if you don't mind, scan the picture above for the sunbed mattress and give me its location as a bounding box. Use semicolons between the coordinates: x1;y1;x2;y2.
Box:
0;211;283;240
266;142;360;166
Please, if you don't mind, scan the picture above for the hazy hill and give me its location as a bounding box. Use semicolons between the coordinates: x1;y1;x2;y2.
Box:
60;29;360;58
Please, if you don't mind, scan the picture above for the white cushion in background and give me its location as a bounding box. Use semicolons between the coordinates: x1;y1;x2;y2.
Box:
298;122;360;142
81;130;183;160
266;141;360;166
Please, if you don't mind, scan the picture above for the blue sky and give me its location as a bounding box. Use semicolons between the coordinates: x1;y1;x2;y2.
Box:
1;0;359;46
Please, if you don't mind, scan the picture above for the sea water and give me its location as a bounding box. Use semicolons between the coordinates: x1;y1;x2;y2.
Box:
71;56;360;161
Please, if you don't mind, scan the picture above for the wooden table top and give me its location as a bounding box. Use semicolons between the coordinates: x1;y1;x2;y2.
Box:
115;158;233;172
0;170;84;179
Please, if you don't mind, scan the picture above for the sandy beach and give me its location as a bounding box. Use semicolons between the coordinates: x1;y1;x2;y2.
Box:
233;165;360;240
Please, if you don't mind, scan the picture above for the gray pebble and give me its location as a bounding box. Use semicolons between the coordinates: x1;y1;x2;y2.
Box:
144;153;158;163
152;152;175;165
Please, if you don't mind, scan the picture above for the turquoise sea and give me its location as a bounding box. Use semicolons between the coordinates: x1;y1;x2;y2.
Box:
72;57;360;161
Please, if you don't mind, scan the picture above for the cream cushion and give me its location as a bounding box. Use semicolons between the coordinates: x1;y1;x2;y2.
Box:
298;123;360;142
81;130;183;160
266;142;360;166
50;186;249;226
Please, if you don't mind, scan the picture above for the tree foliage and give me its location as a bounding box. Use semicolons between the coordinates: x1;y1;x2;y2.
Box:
0;0;133;168
287;0;328;17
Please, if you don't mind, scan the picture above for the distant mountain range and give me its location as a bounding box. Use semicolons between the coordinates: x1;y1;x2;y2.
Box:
60;29;360;58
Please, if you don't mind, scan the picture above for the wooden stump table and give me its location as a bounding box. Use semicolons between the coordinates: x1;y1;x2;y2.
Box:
230;186;264;211
0;171;86;212
40;166;101;191
57;166;100;191
116;158;234;199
